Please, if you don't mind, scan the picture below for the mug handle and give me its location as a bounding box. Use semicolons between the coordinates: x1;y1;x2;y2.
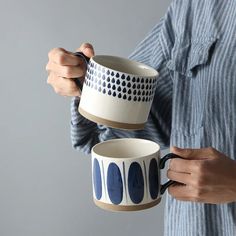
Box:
159;153;183;195
73;52;90;92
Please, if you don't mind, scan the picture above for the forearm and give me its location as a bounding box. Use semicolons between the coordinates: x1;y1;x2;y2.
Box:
71;96;100;154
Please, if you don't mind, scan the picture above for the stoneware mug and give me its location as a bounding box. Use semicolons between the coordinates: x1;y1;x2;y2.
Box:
75;52;159;130
91;138;181;211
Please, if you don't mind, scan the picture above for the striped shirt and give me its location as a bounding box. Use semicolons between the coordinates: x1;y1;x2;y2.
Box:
71;0;236;235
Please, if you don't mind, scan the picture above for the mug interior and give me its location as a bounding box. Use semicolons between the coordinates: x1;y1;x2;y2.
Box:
92;55;158;77
92;138;160;159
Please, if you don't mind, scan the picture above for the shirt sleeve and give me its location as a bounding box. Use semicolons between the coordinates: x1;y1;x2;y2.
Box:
70;3;175;154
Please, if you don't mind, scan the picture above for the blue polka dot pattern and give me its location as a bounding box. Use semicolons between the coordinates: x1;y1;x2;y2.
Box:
84;61;157;102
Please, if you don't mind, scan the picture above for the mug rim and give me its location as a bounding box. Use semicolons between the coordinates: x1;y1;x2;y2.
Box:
92;138;160;160
91;55;159;78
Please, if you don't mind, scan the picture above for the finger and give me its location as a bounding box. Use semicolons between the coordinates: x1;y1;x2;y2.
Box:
46;61;85;78
167;169;191;185
47;71;57;84
48;47;83;66
170;146;212;160
47;72;65;91
169;155;207;176
66;78;82;96
169;158;192;173
170;197;204;203
168;184;204;202
76;42;95;58
168;183;190;199
48;73;80;97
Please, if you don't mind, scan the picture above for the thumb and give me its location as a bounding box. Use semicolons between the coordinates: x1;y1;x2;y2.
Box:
76;42;95;58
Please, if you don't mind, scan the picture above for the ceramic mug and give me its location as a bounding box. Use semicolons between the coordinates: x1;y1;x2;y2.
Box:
91;138;181;211
75;52;159;130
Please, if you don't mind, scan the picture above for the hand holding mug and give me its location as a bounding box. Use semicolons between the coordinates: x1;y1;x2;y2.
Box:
47;43;158;130
46;43;95;96
167;147;236;204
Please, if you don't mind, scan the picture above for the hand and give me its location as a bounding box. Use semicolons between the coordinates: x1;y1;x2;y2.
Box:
167;146;236;204
46;43;95;97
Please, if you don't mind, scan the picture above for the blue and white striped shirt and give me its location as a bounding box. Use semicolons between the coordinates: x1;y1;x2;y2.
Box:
71;0;236;235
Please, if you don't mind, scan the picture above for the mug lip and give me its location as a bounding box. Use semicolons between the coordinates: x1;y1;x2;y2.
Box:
91;55;159;78
92;138;160;160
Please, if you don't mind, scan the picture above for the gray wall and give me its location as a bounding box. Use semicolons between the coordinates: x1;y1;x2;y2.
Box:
0;0;171;235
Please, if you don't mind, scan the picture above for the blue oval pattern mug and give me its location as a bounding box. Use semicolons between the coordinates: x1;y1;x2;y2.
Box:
91;138;181;211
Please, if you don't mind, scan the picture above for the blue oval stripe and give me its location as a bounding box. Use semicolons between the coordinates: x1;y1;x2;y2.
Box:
93;158;102;200
128;162;144;204
148;158;159;199
107;163;123;205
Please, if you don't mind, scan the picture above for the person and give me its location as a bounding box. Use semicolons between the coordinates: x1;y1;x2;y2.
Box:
46;0;236;235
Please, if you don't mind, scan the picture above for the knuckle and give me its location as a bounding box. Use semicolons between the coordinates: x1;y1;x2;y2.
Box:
194;161;206;173
193;175;205;188
55;47;64;53
47;73;54;83
48;47;60;58
64;67;73;77
56;52;67;65
45;62;51;71
197;162;204;172
81;42;93;49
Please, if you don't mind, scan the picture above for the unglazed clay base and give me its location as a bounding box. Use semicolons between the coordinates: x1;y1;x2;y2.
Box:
79;107;145;130
94;198;161;212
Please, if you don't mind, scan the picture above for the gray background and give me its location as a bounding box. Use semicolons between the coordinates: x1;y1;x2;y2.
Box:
0;0;171;235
